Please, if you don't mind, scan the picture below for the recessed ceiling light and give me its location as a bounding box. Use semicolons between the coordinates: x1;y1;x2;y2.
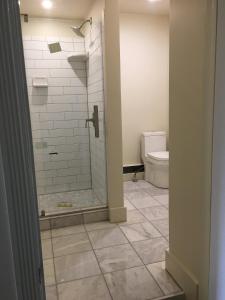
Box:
42;0;53;9
148;0;161;2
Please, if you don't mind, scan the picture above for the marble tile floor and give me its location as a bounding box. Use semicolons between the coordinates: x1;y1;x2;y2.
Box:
38;189;106;216
42;180;183;300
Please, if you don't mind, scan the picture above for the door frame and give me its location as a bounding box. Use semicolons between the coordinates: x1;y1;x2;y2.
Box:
0;0;45;299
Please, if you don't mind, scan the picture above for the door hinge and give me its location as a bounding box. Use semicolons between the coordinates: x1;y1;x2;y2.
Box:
38;265;43;284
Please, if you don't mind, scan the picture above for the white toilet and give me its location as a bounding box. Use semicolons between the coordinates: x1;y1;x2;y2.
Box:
141;131;169;189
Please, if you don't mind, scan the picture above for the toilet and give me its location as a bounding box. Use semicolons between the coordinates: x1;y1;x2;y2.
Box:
141;131;169;188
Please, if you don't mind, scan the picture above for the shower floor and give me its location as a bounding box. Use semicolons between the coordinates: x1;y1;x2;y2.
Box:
38;189;105;216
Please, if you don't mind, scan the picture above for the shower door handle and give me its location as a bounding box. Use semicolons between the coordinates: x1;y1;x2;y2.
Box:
85;105;99;138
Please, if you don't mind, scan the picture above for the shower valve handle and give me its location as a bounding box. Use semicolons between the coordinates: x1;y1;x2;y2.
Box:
85;105;99;138
85;118;94;127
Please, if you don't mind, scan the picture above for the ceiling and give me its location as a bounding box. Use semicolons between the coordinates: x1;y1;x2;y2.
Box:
120;0;170;15
20;0;170;19
19;0;94;19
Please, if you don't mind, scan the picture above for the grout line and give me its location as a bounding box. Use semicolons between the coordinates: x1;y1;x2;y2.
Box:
118;192;170;297
49;229;60;300
148;219;169;240
84;223;113;300
131;199;169;241
124;228;166;298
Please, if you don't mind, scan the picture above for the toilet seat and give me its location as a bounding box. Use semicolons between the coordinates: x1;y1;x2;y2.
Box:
141;131;169;188
147;151;169;162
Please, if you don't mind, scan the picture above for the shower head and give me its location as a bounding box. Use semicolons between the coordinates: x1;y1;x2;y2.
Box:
71;17;92;38
71;26;85;38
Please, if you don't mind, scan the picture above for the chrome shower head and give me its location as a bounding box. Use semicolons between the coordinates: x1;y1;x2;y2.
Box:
71;26;85;38
71;17;92;38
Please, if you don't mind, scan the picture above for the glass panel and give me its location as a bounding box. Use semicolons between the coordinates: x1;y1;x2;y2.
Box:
22;20;107;216
85;22;108;208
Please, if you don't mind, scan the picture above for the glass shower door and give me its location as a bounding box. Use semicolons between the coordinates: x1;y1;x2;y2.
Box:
23;22;107;216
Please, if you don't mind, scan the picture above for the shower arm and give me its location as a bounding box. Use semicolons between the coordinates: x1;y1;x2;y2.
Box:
79;17;92;31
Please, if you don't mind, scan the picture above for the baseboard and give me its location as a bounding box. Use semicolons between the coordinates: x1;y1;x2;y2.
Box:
154;293;185;300
123;164;144;174
166;250;198;300
109;206;127;223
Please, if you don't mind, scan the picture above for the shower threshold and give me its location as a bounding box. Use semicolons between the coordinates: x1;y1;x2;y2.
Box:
39;206;109;231
38;189;106;217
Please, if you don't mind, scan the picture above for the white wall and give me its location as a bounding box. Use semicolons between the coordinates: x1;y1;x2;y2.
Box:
166;0;217;299
120;13;169;165
103;0;126;221
21;17;81;37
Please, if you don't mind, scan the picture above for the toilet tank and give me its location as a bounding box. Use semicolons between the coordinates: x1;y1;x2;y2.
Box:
141;131;167;161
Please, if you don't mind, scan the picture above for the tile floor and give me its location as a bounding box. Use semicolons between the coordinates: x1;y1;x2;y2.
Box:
42;180;183;300
38;189;106;216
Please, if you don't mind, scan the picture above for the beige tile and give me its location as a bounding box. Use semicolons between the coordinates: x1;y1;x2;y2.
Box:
85;221;116;232
123;181;139;192
139;181;168;196
132;237;168;264
42;239;53;259
147;262;181;295
136;180;153;189
124;200;136;211
125;190;152;201
54;251;101;283
51;225;85;238
41;230;51;240
83;210;108;224
119;210;147;225
104;266;163;300
52;232;92;257
45;285;57;300
129;195;160;209
120;222;161;242
51;214;83;229
140;206;168;221
43;259;55;286
153;194;169;208
144;187;169;196
95;243;143;273
58;275;111;300
151;218;169;236
88;227;128;250
40;219;51;231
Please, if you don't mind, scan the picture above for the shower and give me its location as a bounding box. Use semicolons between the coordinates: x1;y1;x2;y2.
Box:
22;16;107;219
71;17;92;38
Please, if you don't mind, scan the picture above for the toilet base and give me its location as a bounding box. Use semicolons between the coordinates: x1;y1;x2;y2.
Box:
145;160;169;189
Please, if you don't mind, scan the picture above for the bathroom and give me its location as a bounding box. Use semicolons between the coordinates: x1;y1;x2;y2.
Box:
120;2;170;234
2;0;222;299
19;0;177;299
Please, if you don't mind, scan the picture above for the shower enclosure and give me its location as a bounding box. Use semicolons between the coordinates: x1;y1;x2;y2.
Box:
23;20;107;216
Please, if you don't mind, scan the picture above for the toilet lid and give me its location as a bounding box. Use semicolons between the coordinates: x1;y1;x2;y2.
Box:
147;151;169;161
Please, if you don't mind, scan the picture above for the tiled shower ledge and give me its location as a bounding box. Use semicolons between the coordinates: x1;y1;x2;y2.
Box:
38;189;106;217
40;208;109;231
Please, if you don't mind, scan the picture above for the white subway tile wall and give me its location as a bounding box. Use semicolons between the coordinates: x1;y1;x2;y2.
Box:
85;23;107;204
23;36;92;195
